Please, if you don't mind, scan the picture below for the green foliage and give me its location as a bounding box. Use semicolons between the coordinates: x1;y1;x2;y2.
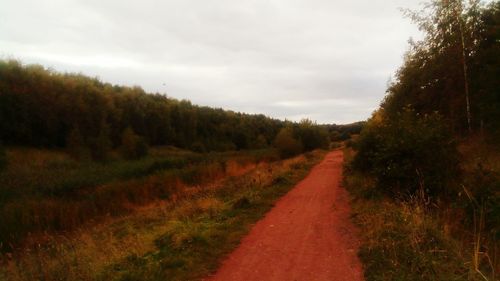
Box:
329;130;342;142
274;127;303;158
296;119;329;151
470;1;500;137
353;109;459;199
326;122;364;141
347;1;500;278
383;0;499;136
0;59;333;157
0;60;286;152
120;127;149;160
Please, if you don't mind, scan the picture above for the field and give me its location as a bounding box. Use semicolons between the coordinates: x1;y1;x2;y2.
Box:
0;146;325;280
0;147;278;248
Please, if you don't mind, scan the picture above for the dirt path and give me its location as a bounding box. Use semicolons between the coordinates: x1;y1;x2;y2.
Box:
206;150;364;281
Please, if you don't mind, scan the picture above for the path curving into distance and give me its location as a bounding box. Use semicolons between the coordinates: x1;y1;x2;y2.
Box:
206;150;364;281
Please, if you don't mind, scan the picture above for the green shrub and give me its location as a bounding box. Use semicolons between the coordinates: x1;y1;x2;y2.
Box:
353;109;460;199
274;127;303;158
120;127;149;160
296;119;329;151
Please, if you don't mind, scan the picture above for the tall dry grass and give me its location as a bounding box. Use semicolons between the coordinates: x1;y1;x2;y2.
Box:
343;146;498;281
0;147;278;251
0;151;321;281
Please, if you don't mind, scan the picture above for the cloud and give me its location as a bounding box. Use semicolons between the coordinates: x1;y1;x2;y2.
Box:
0;0;422;124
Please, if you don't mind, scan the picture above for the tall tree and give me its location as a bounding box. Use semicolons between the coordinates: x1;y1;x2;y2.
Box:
390;0;484;134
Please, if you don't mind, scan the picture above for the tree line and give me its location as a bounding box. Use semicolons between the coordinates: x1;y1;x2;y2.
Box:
0;60;354;161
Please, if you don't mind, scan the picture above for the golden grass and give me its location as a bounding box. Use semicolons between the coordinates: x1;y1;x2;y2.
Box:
0;147;281;250
0;151;321;281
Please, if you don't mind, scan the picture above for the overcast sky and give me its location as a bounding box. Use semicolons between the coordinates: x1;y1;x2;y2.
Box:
1;0;423;124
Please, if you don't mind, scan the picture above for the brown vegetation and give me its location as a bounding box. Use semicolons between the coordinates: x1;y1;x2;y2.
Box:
0;150;325;281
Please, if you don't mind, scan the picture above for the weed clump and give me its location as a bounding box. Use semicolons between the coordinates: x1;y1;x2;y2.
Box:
232;197;251;209
271;175;290;185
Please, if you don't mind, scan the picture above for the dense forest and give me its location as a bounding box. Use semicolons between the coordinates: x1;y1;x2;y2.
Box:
0;60;362;160
347;1;499;279
0;60;279;151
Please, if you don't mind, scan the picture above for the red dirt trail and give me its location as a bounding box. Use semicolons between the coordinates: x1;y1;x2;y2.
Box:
206;150;364;281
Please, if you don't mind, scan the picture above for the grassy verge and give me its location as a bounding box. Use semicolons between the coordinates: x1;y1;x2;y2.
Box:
1;150;325;281
342;148;489;281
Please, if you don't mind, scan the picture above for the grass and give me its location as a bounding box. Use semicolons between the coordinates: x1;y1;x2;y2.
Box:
0;147;279;251
0;147;194;201
0;150;324;281
0;147;277;201
342;147;496;281
457;135;500;280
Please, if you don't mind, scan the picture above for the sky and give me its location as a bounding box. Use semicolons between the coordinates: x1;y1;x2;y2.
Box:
1;0;423;124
